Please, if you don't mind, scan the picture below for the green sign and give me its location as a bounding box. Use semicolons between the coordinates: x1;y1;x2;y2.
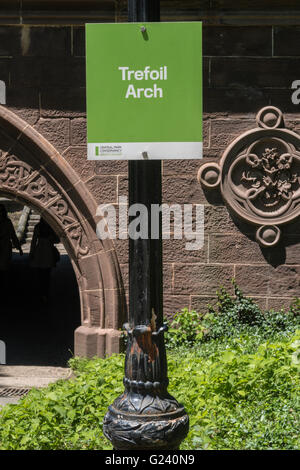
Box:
86;22;202;160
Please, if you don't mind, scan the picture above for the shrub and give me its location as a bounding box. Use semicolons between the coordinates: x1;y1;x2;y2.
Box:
165;308;204;348
290;297;300;316
176;331;300;450
165;281;300;349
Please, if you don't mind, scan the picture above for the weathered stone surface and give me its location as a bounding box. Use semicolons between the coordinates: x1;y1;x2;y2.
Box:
19;26;71;57
266;89;300;114
0;58;10;83
117;174;128;198
235;265;300;297
34;118;70;153
173;264;234;295
71;118;86;145
203;25;272;56
41;87;86;118
211;0;300;10
163;295;190;319
120;262;175;298
191;294;268;313
84;289;103;327
211;58;299;89
0;1;20;25
120;263;128;290
11;57;85;87
73;26;85;57
235;265;270;296
85;175;117;204
163;237;208;263
62;148;128;183
203;119;210;148
276;237;300;265
204;86;267;114
284;119;300;134
250;297;268;311
162;160;203;177
203;57;209;88
113;238;129;265
163;176;208;205
163;263;174;294
284;217;300;236
62;146;94;182
0;26;21;56
6;86;40;125
273;26;300;56
74;326;99;358
190;295;218;313
267;297;294;312
78;255;102;291
95;161;128;176
268;266;300;297
209;234;268;264
210;119;254;149
21;1;115;25
204;206;242;233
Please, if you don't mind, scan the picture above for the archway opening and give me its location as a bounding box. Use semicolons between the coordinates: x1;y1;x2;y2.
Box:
0;193;81;366
0;105;126;359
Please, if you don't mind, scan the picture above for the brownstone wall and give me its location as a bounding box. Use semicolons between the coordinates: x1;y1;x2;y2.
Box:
0;1;299;321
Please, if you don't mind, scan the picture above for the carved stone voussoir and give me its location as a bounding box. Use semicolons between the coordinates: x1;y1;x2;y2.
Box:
198;106;300;247
0;149;90;258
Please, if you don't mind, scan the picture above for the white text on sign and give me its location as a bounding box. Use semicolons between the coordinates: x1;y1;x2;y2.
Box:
118;65;167;99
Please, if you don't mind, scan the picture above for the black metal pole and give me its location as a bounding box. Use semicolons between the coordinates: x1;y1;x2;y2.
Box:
103;0;189;450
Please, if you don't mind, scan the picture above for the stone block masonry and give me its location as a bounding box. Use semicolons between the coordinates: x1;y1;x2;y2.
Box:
0;1;298;346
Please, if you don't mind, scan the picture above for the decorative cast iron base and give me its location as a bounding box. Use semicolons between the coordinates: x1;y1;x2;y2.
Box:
103;323;189;450
103;401;189;451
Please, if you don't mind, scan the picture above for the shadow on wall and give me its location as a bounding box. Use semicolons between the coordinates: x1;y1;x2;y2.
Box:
201;185;300;269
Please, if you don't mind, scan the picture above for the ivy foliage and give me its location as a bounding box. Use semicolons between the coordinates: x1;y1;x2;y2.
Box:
165;281;300;349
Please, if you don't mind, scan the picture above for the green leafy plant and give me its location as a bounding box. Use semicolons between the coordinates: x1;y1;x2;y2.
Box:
165;307;204;348
0;285;299;450
165;281;300;349
0;331;299;450
290;297;300;316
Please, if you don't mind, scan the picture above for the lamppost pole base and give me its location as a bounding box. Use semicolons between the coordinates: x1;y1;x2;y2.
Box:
104;402;189;451
103;323;189;450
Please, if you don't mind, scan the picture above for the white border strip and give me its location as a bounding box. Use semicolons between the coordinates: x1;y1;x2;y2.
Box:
88;142;203;160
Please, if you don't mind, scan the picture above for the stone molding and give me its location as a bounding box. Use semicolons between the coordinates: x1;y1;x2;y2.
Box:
198;106;300;247
0;105;126;357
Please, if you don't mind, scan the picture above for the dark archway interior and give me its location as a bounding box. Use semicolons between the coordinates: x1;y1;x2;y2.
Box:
0;195;81;366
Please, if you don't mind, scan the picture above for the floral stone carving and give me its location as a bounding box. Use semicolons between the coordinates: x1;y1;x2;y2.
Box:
198;106;300;247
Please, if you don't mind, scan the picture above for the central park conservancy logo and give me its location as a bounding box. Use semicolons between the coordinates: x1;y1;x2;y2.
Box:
119;65;167;99
95;145;123;157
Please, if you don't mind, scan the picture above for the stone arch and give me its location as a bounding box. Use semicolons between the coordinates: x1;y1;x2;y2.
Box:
0;105;126;358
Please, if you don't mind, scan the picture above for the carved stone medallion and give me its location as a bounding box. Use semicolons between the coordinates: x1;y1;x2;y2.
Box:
198;107;300;246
